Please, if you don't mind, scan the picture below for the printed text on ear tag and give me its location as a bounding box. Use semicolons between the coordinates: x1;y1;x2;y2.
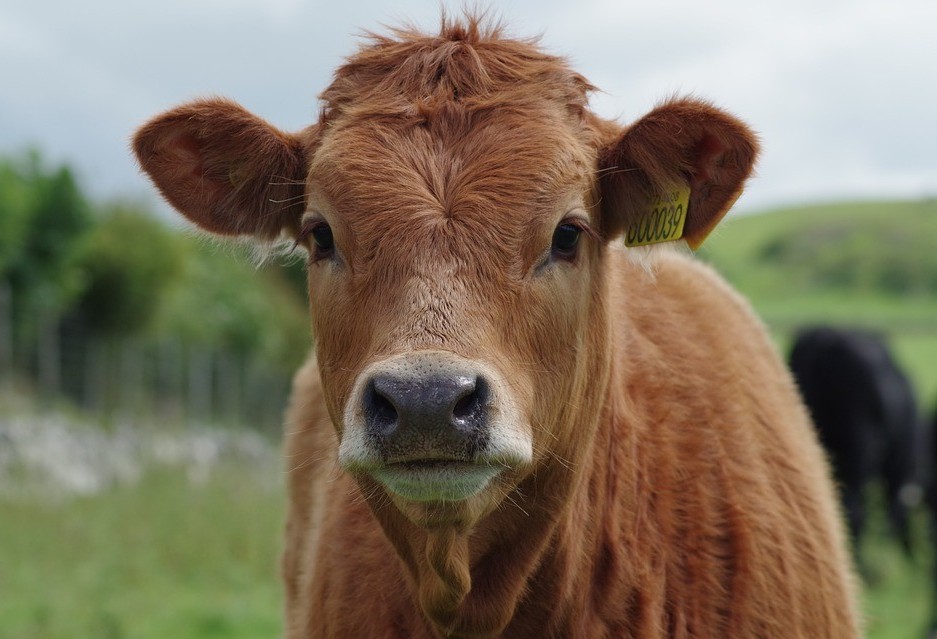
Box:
624;185;691;247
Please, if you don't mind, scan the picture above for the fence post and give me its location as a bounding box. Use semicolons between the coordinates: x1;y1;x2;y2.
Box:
187;347;212;425
0;281;11;392
37;304;60;402
118;338;145;422
157;338;182;422
217;351;241;426
84;336;104;414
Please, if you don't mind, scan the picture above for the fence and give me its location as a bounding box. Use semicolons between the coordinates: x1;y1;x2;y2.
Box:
0;280;295;433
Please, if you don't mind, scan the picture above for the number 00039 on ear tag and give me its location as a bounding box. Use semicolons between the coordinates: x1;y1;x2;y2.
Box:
624;186;691;247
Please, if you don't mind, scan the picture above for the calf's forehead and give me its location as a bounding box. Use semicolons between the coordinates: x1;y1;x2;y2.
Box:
306;107;598;236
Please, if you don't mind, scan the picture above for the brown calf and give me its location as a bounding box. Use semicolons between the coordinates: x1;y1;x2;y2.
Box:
134;16;860;639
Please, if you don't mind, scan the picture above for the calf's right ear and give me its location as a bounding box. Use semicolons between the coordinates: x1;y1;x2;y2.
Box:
133;98;308;240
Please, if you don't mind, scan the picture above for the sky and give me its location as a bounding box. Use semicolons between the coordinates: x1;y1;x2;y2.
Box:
1;0;935;218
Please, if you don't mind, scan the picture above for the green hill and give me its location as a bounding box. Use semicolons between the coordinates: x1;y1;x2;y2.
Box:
699;198;937;406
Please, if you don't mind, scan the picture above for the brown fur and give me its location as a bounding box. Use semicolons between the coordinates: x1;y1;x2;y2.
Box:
134;14;860;639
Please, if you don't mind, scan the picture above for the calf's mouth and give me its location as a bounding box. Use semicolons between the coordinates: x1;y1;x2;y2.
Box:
372;459;502;503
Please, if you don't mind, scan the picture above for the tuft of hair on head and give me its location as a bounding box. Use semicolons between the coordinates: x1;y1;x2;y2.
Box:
438;4;509;42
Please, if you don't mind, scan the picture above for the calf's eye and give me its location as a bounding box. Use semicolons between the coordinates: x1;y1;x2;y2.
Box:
551;222;582;260
311;224;334;252
299;220;335;263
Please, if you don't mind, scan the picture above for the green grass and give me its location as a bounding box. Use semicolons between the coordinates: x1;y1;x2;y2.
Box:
892;333;937;409
0;465;285;639
0;465;933;638
704;199;937;297
859;491;935;639
863;547;933;639
703;198;937;311
704;198;937;407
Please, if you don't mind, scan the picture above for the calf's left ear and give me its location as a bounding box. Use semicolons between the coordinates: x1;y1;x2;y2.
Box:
598;98;759;249
133;98;308;240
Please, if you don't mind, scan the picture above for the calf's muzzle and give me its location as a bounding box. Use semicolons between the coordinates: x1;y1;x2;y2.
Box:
339;351;533;504
363;370;491;462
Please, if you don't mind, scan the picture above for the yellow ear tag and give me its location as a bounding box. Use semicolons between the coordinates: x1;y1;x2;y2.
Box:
624;185;691;247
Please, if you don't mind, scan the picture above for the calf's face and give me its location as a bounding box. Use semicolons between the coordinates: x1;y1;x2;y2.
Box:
303;105;603;527
134;70;756;532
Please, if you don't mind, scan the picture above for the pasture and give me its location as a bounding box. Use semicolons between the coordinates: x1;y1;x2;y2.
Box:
0;471;283;639
0;409;284;639
702;198;937;405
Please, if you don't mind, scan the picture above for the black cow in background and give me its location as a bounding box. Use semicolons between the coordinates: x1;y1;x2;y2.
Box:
788;326;922;562
928;404;937;639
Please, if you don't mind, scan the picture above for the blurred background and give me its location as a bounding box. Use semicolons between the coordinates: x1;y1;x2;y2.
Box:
1;1;935;637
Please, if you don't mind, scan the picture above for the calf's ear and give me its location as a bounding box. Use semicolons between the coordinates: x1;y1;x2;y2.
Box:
598;98;758;249
133;98;307;239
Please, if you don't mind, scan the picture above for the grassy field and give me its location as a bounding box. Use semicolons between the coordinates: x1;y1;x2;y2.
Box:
0;465;285;639
703;197;937;406
1;459;933;638
859;493;935;638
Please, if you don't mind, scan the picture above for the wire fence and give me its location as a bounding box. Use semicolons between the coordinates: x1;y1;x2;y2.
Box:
0;280;294;434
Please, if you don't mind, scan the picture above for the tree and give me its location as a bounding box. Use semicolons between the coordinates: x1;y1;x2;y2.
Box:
1;152;92;315
0;157;33;276
73;202;183;335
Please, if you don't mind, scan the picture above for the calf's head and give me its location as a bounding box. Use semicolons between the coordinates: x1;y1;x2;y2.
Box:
134;23;756;535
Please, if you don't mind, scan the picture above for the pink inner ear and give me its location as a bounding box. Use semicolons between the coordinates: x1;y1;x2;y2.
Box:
690;134;727;188
176;135;209;182
162;132;228;205
156;130;194;161
140;129;233;232
160;132;211;183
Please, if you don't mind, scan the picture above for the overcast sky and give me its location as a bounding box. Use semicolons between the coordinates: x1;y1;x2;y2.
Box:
2;0;935;217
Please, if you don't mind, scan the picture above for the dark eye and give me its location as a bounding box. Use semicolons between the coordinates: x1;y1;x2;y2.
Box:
551;222;582;260
311;224;334;252
300;221;335;263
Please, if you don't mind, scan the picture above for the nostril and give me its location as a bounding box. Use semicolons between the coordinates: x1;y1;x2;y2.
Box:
372;392;398;423
365;380;399;435
452;393;476;419
451;376;488;423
